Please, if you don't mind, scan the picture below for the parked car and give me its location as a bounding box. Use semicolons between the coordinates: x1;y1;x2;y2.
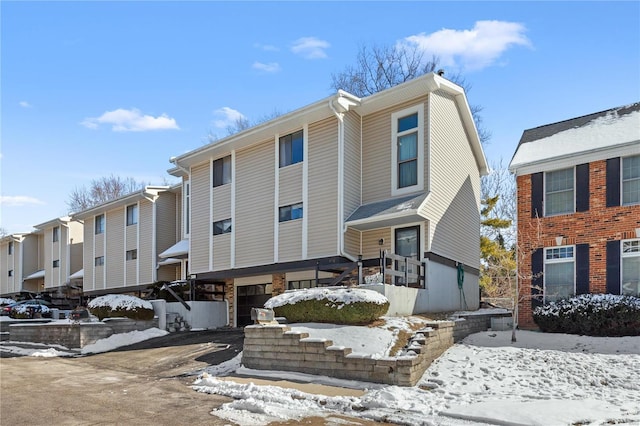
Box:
4;299;54;319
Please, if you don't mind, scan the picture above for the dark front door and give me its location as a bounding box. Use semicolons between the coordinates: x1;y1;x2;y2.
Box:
236;283;273;327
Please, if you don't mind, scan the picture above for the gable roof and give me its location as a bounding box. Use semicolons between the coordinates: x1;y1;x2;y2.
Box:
510;102;640;175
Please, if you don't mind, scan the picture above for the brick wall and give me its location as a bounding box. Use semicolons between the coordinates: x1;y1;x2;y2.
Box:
224;279;235;327
517;160;640;328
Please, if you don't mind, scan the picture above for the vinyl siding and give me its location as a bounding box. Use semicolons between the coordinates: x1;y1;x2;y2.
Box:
279;220;302;262
190;162;211;273
157;264;180;282
362;96;428;204
212;234;231;270
362;228;391;260
106;209;125;289
343;111;361;218
84;218;95;291
279;162;302;207
0;242;10;294
235;140;275;267
213;184;231;221
156;192;177;259
421;90;481;268
43;229;53;288
307;117;339;258
176;189;183;240
139;199;153;284
68;221;84;277
344;228;361;259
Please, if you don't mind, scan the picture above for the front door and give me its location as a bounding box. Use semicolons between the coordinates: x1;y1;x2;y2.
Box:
395;226;420;285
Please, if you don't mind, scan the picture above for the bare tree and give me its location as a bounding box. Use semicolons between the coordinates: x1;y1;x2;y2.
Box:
208;109;286;143
67;175;147;213
0;227;8;238
481;159;516;246
330;43;491;145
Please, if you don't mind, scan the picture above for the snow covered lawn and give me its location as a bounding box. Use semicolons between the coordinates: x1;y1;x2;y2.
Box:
195;325;640;426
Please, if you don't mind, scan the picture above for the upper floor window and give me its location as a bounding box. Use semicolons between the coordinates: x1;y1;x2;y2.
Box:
8;270;13;277
53;259;60;268
126;249;137;261
95;214;105;234
52;226;60;243
622;239;640;297
8;242;13;255
279;203;303;222
95;256;104;267
544;246;575;303
279;130;303;168
391;105;424;195
126;204;138;226
213;218;232;235
622;155;640;206
213;156;231;187
545;168;574;216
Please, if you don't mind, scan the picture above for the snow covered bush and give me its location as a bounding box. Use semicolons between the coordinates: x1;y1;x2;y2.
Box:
0;297;15;306
264;287;389;325
533;294;640;336
88;294;155;321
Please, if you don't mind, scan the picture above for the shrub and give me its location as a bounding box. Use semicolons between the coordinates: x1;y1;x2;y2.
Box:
88;294;155;321
264;287;389;325
533;294;640;336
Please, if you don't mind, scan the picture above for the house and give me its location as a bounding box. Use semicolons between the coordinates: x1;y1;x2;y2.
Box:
71;185;182;297
509;103;640;328
169;72;488;327
0;232;43;296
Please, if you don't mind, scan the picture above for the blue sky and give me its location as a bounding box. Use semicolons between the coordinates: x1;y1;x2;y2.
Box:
1;1;639;235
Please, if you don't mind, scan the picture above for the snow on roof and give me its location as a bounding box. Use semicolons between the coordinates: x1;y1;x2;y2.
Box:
158;239;189;259
24;269;45;280
264;287;389;309
87;294;153;311
510;103;640;172
68;269;84;279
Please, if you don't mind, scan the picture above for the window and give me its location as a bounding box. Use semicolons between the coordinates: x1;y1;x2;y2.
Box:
621;239;640;297
288;280;327;290
394;226;420;285
279;130;303;167
8;242;13;255
126;204;138;226
52;226;60;242
53;260;60;268
184;180;190;236
126;249;137;261
213;156;231;187
95;214;105;234
544;246;575;302
279;203;303;222
8;270;13;277
391;105;424;195
545;168;574;216
95;256;104;266
213;218;232;235
622;155;640;205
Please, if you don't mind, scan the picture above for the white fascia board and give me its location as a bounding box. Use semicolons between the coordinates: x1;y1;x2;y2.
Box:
33;216;72;230
345;209;420;230
72;186;169;220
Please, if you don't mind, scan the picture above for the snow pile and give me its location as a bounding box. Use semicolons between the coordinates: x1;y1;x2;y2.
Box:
264;287;389;309
81;328;168;354
535;293;640;317
88;294;153;311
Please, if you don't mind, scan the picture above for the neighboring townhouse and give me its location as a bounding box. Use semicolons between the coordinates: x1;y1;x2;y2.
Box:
33;217;84;302
0;232;43;296
510;103;640;328
169;72;488;326
72;185;181;296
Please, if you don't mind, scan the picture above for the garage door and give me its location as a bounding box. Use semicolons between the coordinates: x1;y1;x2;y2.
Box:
236;283;273;327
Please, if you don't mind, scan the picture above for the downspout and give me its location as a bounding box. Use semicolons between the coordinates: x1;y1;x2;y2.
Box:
328;98;357;263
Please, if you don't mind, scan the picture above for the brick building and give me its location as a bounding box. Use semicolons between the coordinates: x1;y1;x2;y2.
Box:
510;103;640;328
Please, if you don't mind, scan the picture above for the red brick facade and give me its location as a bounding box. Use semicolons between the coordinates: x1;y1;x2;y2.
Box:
517;160;640;328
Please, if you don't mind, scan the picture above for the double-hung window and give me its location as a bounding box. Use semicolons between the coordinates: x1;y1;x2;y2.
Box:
213;156;231;187
621;239;640;297
279;130;303;168
622;155;640;205
95;214;105;234
52;226;60;243
126;249;137;261
126;204;138;226
53;259;60;268
545;168;574;216
213;218;232;235
95;256;104;266
391;105;424;195
279;203;303;222
544;246;575;302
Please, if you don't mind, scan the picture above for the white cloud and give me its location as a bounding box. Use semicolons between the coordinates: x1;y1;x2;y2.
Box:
19;101;32;108
291;37;330;59
252;61;281;73
0;195;45;207
403;20;531;71
81;108;180;132
212;107;247;129
254;43;279;52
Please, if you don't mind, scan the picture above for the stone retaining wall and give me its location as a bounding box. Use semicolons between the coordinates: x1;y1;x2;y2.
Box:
242;321;454;386
451;312;512;342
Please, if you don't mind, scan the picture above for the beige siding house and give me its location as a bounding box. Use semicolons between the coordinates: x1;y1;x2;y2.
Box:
169;72;488;326
1;233;44;296
72;186;180;296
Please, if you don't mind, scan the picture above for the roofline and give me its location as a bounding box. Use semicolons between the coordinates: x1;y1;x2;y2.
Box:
33;216;72;231
71;185;170;220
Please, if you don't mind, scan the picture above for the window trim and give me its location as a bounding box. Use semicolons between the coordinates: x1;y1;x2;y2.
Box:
544;167;576;217
391;104;424;196
213;155;232;187
95;214;105;235
621;238;640;297
126;249;137;261
543;245;576;303
213;218;232;236
126;204;138;226
52;259;60;268
279;203;303;222
622;154;640;206
52;226;60;243
279;130;304;168
94;256;105;267
8;241;13;255
183;180;190;237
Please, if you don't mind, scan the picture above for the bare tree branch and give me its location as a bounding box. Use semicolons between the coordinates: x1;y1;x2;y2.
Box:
67;175;147;213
